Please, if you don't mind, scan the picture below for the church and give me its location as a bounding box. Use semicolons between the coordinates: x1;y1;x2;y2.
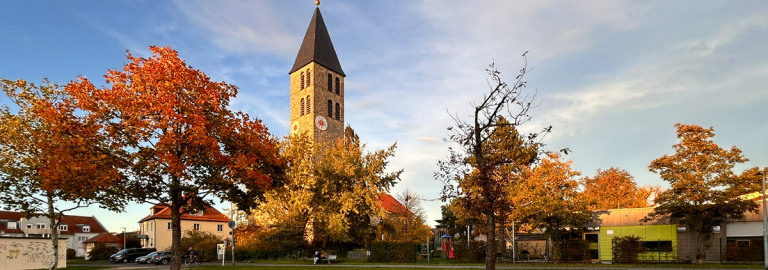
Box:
288;2;346;146
287;2;409;217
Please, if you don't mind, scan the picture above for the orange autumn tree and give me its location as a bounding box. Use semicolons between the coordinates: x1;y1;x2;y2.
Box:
0;79;128;270
511;152;591;254
642;124;757;264
581;168;659;210
66;46;283;270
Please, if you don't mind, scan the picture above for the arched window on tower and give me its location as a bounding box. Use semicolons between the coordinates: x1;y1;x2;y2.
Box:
335;103;340;120
327;74;332;92
300;98;305;116
306;95;311;113
300;72;305;90
327;100;333;117
335;77;340;95
306;69;311;87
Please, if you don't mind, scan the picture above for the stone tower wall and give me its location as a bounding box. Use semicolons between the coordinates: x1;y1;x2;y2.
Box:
290;62;344;146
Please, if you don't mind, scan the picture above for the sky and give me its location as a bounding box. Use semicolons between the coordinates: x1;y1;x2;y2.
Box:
1;1;767;233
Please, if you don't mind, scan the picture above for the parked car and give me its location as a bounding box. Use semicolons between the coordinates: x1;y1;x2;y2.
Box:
135;251;159;264
109;248;156;263
151;251;172;265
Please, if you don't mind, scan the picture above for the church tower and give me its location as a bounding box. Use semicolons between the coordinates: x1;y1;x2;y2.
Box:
289;4;345;146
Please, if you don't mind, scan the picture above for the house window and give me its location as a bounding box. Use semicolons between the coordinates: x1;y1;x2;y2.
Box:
737;240;750;247
327;100;332;117
42;233;51;238
327;74;332;91
7;222;16;229
300;72;305;90
58;225;68;231
301;98;305;116
306;95;311;114
306;69;311;87
78;236;88;242
193;224;200;231
217;225;223;232
335;77;340;94
36;223;46;229
335;103;340;120
150;238;154;247
168;222;172;230
26;224;32;229
642;241;673;252
82;226;90;232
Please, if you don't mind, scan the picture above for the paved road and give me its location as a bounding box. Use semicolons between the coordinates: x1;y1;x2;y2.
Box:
71;262;761;270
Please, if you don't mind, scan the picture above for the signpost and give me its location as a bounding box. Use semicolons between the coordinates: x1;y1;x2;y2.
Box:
218;242;226;266
229;220;236;265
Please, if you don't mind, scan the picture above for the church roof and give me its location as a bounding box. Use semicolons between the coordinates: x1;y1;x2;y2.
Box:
290;7;345;77
380;194;411;215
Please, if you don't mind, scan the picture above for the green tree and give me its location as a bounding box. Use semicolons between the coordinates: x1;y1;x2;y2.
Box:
253;127;401;248
65;46;284;270
643;123;757;264
436;55;554;270
0;79;127;270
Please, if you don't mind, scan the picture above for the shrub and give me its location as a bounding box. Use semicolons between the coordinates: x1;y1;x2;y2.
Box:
66;248;76;259
88;243;119;261
613;235;644;263
179;230;224;262
368;242;415;263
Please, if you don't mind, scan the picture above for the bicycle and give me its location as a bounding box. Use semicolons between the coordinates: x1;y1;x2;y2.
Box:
183;254;201;266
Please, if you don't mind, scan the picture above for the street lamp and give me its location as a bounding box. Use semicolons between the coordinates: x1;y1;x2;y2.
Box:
760;171;767;270
120;227;126;250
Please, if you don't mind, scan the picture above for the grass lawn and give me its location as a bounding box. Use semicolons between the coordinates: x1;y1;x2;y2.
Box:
67;259;108;264
184;262;765;270
59;266;111;270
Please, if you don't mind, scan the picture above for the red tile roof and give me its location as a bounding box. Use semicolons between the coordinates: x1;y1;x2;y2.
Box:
0;211;25;234
83;232;121;243
139;205;230;223
380;194;411;215
0;211;108;234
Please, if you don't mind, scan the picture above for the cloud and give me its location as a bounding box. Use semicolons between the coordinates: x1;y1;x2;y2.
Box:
172;0;301;56
418;136;439;142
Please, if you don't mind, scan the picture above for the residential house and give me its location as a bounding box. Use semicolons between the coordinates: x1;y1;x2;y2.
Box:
0;211;109;257
82;232;121;260
138;204;231;250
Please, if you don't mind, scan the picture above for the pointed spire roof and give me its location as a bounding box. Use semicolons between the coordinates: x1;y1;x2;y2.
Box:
290;7;345;77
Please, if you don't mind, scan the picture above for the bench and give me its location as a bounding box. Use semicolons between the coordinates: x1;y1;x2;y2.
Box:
319;255;337;264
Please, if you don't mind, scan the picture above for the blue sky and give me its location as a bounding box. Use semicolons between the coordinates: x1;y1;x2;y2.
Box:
2;1;767;234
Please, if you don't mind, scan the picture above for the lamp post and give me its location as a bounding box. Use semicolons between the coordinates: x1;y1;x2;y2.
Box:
120;227;126;249
761;171;767;270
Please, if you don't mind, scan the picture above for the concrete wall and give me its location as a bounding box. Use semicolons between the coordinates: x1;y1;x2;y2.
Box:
0;237;66;270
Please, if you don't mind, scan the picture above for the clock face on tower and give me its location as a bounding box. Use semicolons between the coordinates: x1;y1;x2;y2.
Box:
291;121;300;134
315;116;328;131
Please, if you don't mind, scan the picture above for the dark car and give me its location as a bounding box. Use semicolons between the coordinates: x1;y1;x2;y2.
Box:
135;251;159;264
109;248;156;263
151;251;172;265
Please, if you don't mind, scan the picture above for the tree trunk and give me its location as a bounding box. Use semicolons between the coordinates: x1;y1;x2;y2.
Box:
47;193;59;270
485;210;496;270
170;186;182;270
